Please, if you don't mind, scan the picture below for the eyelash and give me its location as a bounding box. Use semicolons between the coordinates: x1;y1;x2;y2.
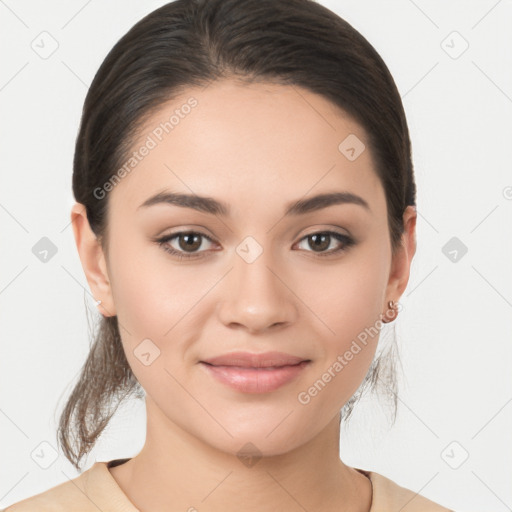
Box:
155;230;356;261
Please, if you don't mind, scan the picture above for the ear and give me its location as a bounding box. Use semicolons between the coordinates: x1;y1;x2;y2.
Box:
384;205;417;308
70;202;116;317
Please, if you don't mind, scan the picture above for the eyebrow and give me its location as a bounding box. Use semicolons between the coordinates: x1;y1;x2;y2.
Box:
138;190;370;216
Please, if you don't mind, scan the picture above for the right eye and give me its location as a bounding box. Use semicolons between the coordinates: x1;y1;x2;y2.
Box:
156;231;218;260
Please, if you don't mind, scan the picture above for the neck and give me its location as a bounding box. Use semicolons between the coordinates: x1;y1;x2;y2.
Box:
108;398;372;512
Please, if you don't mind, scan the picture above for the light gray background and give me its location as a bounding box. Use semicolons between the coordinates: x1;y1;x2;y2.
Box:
1;1;511;510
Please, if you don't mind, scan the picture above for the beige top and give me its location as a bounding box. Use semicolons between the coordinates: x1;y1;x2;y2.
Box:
2;459;454;511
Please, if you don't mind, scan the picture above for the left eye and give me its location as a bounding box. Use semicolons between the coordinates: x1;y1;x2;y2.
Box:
155;230;355;260
294;231;354;256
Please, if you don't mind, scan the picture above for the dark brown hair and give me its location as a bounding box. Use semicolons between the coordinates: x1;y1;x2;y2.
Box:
60;0;416;471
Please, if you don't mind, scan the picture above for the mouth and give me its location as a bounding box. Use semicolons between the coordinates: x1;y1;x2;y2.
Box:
198;352;312;393
200;350;311;368
201;362;308;370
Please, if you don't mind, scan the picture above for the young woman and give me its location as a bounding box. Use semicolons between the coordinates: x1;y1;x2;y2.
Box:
4;0;454;510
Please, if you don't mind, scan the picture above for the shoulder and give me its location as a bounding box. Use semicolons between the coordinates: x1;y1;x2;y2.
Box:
365;470;454;512
1;465;99;512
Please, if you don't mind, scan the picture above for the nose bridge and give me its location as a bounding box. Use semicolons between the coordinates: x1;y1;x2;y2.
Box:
216;234;297;332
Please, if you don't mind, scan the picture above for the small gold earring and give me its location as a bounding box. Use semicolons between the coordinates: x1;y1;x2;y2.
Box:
383;300;399;323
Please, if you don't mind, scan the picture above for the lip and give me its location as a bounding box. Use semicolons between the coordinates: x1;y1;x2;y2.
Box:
199;351;311;393
201;351;310;368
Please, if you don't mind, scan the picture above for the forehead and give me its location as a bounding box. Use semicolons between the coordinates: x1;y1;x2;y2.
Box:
107;79;385;222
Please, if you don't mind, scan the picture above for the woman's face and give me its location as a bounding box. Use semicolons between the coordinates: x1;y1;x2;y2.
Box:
80;79;415;456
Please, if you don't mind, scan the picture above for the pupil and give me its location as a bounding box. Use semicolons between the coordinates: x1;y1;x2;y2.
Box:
180;233;201;251
311;233;329;251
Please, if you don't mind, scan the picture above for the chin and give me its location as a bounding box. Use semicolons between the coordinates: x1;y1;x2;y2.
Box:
192;419;312;462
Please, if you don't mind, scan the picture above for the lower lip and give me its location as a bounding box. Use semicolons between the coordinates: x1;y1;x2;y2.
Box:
199;361;311;393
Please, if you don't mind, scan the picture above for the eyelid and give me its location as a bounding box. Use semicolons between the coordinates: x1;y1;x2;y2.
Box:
155;229;217;250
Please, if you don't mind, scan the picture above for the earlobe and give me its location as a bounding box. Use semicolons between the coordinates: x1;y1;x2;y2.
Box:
70;202;116;317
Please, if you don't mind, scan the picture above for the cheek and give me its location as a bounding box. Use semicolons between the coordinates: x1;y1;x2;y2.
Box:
107;242;221;387
295;271;386;423
298;237;390;399
305;243;390;345
108;236;208;331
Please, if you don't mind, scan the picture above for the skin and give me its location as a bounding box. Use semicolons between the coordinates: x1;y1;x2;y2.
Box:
71;79;416;512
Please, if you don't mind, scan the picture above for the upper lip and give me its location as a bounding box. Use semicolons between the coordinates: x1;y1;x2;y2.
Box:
201;351;310;368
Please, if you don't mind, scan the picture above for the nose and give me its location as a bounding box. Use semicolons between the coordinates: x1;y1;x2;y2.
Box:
216;245;298;334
